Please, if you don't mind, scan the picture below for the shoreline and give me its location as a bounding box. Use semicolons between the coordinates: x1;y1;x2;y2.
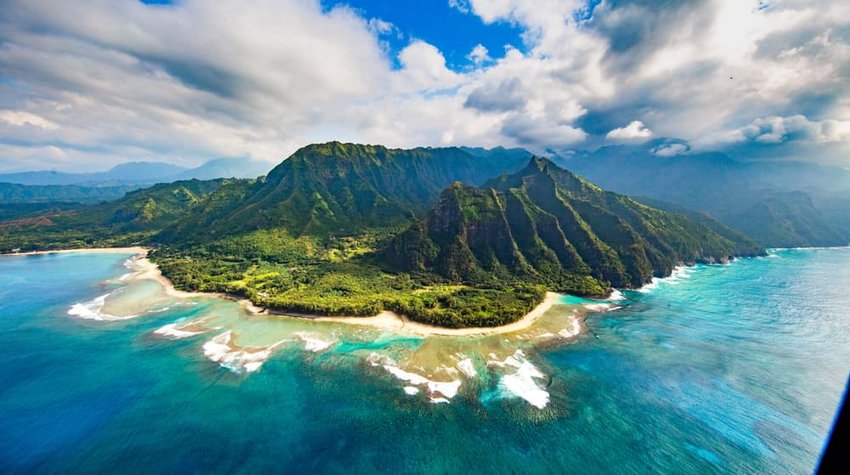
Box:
1;246;148;257
4;246;572;337
307;292;563;337
132;255;564;336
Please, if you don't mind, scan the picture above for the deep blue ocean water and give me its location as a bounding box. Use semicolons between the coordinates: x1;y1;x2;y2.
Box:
1;248;848;474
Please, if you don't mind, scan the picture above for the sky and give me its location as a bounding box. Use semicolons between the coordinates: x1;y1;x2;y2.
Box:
0;0;848;172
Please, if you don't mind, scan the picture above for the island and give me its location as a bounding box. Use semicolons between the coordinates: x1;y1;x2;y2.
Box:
0;142;764;328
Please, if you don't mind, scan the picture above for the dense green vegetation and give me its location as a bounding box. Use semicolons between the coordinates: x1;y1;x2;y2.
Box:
0;202;84;221
153;241;544;328
0;143;765;328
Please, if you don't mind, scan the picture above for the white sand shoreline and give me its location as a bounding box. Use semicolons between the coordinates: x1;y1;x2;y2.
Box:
6;246;570;337
310;292;563;336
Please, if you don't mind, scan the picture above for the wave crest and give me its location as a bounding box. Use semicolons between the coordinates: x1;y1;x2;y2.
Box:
68;293;138;321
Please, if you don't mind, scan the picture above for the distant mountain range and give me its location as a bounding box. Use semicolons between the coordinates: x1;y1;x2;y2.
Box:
0;158;273;222
0;142;762;328
553;140;850;248
0;158;271;187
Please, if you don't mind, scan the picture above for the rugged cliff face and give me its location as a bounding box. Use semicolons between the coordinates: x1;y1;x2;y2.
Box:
385;158;764;295
160;142;530;242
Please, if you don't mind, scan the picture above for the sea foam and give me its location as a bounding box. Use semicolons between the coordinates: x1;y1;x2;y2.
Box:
558;317;582;339
607;289;627;302
203;331;285;374
638;265;693;293
294;332;336;352
456;358;477;378
153;321;208;339
489;350;550;409
368;353;462;403
68;293;138;321
583;303;621;312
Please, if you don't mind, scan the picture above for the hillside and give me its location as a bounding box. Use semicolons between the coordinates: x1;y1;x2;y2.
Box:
161;142;530;242
385;158;762;295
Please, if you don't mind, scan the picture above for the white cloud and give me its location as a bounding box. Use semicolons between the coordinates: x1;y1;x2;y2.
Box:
0;0;848;171
396;40;459;90
606;120;653;141
714;115;850;145
448;0;472;14
467;44;492;67
652;143;689;157
502;115;587;150
0;110;58;130
367;18;395;36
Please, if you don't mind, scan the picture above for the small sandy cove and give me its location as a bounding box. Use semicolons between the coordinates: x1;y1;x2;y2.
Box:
6;247;563;337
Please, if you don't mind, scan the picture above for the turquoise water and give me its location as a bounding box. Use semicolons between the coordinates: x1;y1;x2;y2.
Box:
1;249;848;473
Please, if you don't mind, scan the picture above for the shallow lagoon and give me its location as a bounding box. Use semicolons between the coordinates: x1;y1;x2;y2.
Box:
1;248;848;473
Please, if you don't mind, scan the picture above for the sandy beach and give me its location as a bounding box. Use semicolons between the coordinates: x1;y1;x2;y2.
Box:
115;250;566;336
312;292;563;336
7;246;568;337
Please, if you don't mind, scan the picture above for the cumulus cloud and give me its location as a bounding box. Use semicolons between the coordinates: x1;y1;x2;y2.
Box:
501;114;587;149
606;120;653;141
740;115;850;144
0;0;848;171
397;41;460;90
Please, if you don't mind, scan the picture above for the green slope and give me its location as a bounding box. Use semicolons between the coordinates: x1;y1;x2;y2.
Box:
161;142;529;243
385;158;763;294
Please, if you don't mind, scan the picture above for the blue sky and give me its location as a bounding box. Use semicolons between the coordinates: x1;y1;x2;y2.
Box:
324;0;525;70
0;0;848;171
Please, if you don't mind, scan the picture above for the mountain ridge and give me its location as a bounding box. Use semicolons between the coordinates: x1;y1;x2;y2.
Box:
385;157;762;296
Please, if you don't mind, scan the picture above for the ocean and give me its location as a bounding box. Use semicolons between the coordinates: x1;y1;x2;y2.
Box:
1;248;847;474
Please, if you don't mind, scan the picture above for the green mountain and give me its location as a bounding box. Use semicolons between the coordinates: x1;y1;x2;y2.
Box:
0;143;765;328
385;158;762;295
161;142;530;242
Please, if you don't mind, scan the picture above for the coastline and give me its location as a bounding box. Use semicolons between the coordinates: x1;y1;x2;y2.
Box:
4;246;572;337
309;292;563;337
127;254;269;314
132;254;564;336
1;246;148;257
